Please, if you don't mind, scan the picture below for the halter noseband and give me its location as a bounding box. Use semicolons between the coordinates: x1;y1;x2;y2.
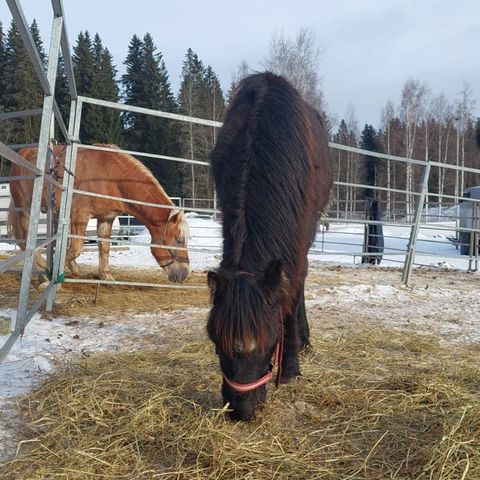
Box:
222;341;283;394
156;209;189;267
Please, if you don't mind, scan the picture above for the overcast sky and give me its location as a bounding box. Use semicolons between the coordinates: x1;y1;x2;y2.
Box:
1;0;479;130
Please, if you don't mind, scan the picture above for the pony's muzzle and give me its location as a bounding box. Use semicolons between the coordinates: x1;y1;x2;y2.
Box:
164;262;189;283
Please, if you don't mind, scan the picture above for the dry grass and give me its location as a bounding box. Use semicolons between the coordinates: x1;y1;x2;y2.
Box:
1;326;479;479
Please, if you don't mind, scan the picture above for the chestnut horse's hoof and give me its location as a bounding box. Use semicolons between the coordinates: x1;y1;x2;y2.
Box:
99;273;115;281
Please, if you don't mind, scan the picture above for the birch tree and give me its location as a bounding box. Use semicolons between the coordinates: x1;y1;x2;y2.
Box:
262;28;324;111
454;82;475;196
380;100;395;218
400;79;428;221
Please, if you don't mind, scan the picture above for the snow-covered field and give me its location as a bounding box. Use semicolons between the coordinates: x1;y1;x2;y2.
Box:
1;213;479;461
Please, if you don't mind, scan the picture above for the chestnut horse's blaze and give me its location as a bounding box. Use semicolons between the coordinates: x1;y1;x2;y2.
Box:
8;145;189;284
207;72;333;421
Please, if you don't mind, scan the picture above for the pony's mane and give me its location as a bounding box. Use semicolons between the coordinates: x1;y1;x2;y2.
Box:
209;72;331;348
210;73;316;274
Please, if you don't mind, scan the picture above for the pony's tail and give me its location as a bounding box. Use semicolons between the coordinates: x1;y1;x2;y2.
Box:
7;199;23;245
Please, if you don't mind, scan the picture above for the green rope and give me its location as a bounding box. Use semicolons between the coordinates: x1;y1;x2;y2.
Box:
41;271;65;284
55;272;65;284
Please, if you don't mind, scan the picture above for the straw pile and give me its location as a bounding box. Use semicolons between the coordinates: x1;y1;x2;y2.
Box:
1;325;479;479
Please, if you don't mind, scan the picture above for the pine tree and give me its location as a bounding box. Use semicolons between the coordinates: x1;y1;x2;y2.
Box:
0;21;6;107
178;48;211;201
122;33;146;156
122;34;180;194
54;55;71;139
0;21;9;175
89;34;122;144
360;124;381;198
29;19;46;64
72;31;95;143
72;31;122;144
2;20;45;145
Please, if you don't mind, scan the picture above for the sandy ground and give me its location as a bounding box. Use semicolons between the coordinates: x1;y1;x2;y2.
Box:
1;264;480;462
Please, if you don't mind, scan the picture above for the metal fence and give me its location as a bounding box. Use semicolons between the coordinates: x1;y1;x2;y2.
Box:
1;0;480;364
0;0;76;362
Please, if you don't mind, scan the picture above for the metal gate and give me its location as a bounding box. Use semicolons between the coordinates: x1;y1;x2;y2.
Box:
1;0;479;364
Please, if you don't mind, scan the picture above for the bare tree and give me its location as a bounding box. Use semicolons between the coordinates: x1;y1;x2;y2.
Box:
381;100;395;218
400;78;429;221
262;28;324;110
455;81;476;196
345;105;360;216
429;94;453;218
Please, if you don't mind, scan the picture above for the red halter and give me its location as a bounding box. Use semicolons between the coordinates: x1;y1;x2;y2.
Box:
223;334;284;394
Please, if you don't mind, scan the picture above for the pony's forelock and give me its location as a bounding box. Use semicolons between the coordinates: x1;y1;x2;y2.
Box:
207;273;281;357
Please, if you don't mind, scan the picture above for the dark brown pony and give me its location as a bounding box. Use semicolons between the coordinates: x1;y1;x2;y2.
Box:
9;145;189;284
207;72;333;421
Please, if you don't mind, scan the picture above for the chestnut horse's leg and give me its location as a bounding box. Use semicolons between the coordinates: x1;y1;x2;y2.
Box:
97;219;114;281
14;209;48;282
66;214;90;276
280;280;308;383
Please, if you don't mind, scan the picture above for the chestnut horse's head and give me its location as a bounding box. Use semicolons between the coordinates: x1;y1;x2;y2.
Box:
151;208;190;283
207;261;284;421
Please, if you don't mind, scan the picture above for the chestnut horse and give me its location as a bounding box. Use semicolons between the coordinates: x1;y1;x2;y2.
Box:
207;73;333;421
8;145;189;283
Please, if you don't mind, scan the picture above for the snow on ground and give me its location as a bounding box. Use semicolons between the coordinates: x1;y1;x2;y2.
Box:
1;213;479;461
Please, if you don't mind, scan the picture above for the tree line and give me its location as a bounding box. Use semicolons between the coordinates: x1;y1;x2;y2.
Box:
1;21;479;218
333;80;480;221
0;20;225;200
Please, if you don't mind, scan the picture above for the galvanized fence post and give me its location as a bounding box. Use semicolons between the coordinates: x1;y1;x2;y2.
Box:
46;99;82;310
401;161;431;285
15;13;62;315
0;13;63;363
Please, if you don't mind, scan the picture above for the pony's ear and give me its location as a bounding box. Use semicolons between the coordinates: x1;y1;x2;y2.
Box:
262;260;284;297
207;270;218;294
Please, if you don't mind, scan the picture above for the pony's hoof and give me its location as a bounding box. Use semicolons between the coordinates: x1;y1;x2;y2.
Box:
279;374;301;384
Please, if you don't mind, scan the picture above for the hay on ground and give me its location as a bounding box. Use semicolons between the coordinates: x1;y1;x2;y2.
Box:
1;326;479;479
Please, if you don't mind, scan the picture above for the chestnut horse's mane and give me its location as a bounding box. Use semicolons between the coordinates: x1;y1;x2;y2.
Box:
76;144;175;207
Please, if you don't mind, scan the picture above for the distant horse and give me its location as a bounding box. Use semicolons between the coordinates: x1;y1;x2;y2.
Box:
207;72;333;421
8;145;189;284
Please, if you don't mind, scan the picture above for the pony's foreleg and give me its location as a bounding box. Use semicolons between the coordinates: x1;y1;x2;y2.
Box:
279;282;308;383
296;283;310;350
97;219;114;281
66;216;89;276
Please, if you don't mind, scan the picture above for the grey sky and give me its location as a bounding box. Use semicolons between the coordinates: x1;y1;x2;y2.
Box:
1;0;479;130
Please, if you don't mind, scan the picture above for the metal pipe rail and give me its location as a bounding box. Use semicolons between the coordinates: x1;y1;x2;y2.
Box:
0;108;43;120
72;188;220;215
329;142;480;176
64;278;209;290
79;143;210;167
79;95;223;129
0;141;66;190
